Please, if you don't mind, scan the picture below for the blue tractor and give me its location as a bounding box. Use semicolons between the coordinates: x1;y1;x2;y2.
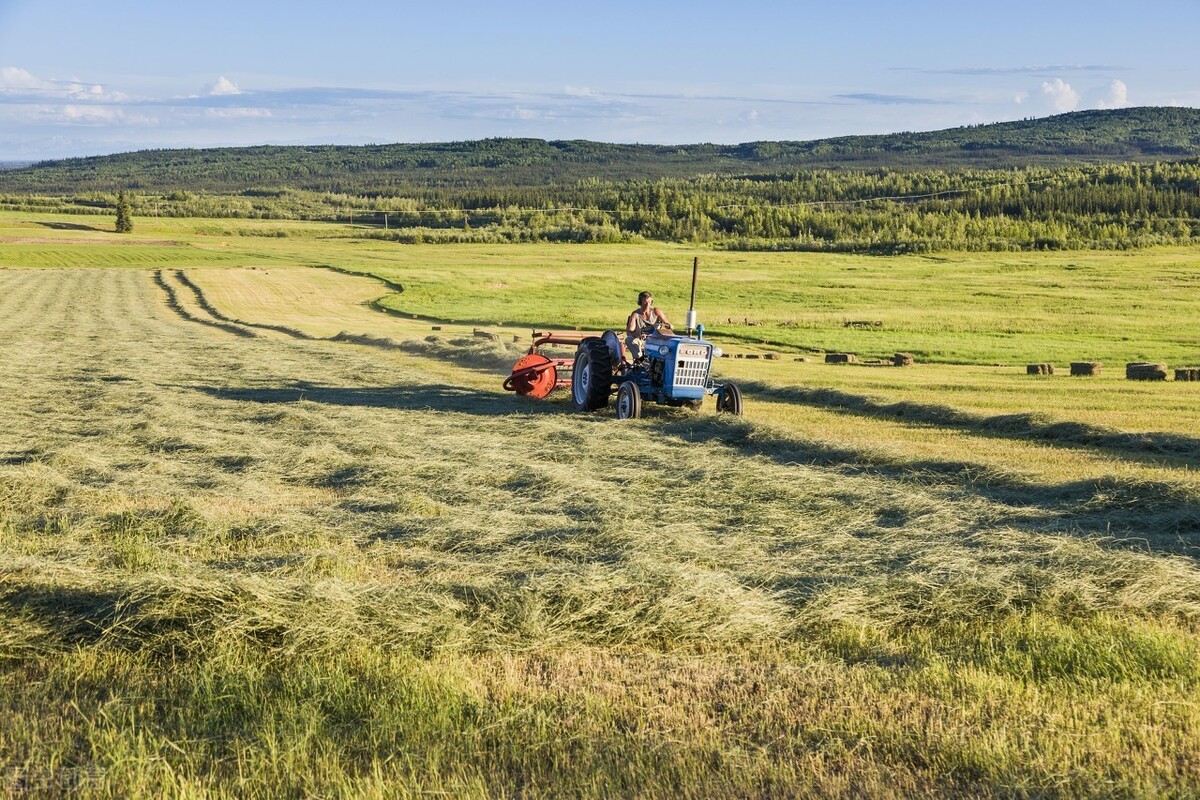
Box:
569;258;743;419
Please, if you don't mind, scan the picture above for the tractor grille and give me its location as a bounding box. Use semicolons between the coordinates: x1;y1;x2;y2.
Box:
674;358;709;388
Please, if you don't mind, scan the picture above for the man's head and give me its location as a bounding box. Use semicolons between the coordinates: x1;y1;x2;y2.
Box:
637;291;653;307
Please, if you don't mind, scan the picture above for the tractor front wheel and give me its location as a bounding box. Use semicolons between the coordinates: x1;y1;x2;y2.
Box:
572;337;614;412
717;383;743;416
616;381;642;419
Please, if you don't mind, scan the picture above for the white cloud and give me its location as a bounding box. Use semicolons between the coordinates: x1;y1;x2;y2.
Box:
1040;78;1079;112
60;105;157;125
1091;79;1129;109
1013;91;1029;105
206;76;242;96
0;66;48;92
0;67;127;101
205;107;272;119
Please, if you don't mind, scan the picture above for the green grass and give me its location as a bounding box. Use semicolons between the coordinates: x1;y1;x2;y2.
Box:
3;212;1200;796
7;210;1200;365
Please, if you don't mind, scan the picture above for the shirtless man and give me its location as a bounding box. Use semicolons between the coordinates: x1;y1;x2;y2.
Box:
625;291;674;361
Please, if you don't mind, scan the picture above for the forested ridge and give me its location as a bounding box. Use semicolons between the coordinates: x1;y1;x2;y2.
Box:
4;107;1200;253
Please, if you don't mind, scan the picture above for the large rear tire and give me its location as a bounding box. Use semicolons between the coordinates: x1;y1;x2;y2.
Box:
572;337;614;411
615;381;642;419
717;383;743;416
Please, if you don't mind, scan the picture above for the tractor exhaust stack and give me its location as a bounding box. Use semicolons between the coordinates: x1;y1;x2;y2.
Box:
685;256;699;336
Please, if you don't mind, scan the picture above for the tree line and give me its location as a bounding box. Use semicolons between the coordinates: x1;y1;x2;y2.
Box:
4;159;1200;252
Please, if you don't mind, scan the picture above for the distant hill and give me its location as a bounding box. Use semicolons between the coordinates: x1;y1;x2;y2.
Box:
4;107;1200;195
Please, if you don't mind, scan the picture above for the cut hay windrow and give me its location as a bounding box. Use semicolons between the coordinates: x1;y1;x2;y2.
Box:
4;267;1200;796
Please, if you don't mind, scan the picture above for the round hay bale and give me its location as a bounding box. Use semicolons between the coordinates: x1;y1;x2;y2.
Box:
745;354;761;360
1126;362;1168;381
1026;363;1054;375
893;353;915;367
826;353;856;364
1175;368;1200;382
763;353;780;361
794;357;810;363
734;354;744;359
1070;362;1102;376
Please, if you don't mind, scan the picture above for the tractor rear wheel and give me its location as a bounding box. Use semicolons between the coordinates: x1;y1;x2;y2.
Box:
717;383;743;416
615;381;642;419
572;337;614;412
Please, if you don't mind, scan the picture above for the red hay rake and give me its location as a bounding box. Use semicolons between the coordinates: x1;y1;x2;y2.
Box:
502;331;604;399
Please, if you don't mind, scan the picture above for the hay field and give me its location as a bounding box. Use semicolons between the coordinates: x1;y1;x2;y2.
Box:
3;212;1200;797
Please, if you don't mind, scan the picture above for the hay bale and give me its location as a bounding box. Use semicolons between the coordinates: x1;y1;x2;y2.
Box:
1070;362;1102;376
763;353;780;361
745;354;761;360
794;357;810;363
1176;368;1200;382
473;328;500;342
1026;363;1054;375
826;353;856;364
893;353;915;367
734;354;744;359
512;335;522;343
1126;362;1168;381
431;325;442;331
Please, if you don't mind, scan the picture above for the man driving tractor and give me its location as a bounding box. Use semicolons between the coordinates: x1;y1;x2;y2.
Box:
625;290;674;361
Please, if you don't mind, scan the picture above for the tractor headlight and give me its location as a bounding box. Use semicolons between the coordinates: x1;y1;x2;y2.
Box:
712;347;723;359
658;345;670;355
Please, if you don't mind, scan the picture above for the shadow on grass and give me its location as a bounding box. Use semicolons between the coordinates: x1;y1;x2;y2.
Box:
736;379;1200;469
188;381;566;416
0;584;123;646
655;414;1200;559
191;375;1200;557
35;221;104;232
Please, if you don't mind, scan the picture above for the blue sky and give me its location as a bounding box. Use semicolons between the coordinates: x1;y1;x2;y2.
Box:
1;0;1197;159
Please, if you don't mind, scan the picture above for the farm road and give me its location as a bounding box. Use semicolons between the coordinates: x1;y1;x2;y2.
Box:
2;268;1199;654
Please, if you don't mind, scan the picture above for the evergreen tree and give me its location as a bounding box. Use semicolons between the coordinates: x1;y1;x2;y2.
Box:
115;190;133;233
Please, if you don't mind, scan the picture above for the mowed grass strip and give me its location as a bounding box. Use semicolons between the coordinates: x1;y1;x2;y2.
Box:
0;268;1199;796
190;264;1200;557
